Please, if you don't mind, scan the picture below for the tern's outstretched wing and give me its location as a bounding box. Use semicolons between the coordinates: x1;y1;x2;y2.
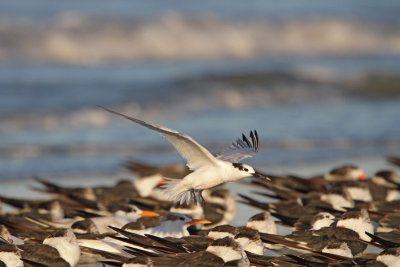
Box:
216;130;259;163
101;107;218;170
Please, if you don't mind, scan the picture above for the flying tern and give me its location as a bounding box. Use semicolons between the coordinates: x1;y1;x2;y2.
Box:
101;107;269;205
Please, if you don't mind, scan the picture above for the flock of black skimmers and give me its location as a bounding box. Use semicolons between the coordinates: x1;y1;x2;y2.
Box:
0;156;400;266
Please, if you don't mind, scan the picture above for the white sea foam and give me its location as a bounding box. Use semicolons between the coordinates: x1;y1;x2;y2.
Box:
1;13;399;63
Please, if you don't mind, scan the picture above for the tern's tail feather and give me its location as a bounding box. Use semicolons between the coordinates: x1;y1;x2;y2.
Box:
162;179;197;205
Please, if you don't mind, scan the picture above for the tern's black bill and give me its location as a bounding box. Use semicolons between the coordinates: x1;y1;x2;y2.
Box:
252;171;271;181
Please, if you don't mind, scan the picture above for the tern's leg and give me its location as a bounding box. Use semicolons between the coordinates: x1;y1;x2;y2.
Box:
199;190;205;203
191;189;197;205
195;190;202;205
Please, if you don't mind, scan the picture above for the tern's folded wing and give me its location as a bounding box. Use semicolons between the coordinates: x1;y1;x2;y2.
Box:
101;107;218;170
216;130;259;163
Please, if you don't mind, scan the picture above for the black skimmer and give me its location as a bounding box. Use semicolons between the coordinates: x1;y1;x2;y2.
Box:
35;178;143;211
320;240;354;258
327;181;372;202
261;226;366;257
387;155;400;167
324;164;368;182
206;225;239;240
246;212;277;234
376;200;400;213
0;195;67;222
376;247;400;267
336;209;374;242
20;228;80;267
293;212;336;231
206;236;250;266
78;213;210;257
251;164;368;196
71;204;159;234
369;170;399;201
239;192;337;221
320;186;355;211
100;236;239;266
116;251;225;267
377;213;400;233
0;242;23;267
122;213;211;238
234;227;264;255
34;178;97;202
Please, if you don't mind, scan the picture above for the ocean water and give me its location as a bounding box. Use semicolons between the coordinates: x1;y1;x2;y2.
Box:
0;1;400;181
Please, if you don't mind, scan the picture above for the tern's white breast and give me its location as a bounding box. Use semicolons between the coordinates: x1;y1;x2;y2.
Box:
188;161;247;190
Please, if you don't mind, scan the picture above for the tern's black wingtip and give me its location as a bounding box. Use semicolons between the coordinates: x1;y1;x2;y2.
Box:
97;106;127;118
97;105;113;112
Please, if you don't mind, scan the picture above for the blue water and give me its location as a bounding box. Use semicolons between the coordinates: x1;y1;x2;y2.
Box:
0;1;400;180
1;98;399;179
1;56;400;114
2;0;400;23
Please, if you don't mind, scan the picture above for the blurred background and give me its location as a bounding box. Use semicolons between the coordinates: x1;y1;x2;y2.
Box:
1;0;400;184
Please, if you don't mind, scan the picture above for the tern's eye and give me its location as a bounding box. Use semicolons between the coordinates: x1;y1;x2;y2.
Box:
179;217;184;221
244;168;248;172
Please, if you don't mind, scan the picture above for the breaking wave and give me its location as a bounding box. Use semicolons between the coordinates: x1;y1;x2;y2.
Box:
1;13;400;64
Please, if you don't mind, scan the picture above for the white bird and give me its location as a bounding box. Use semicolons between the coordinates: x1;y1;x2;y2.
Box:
101;107;269;205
